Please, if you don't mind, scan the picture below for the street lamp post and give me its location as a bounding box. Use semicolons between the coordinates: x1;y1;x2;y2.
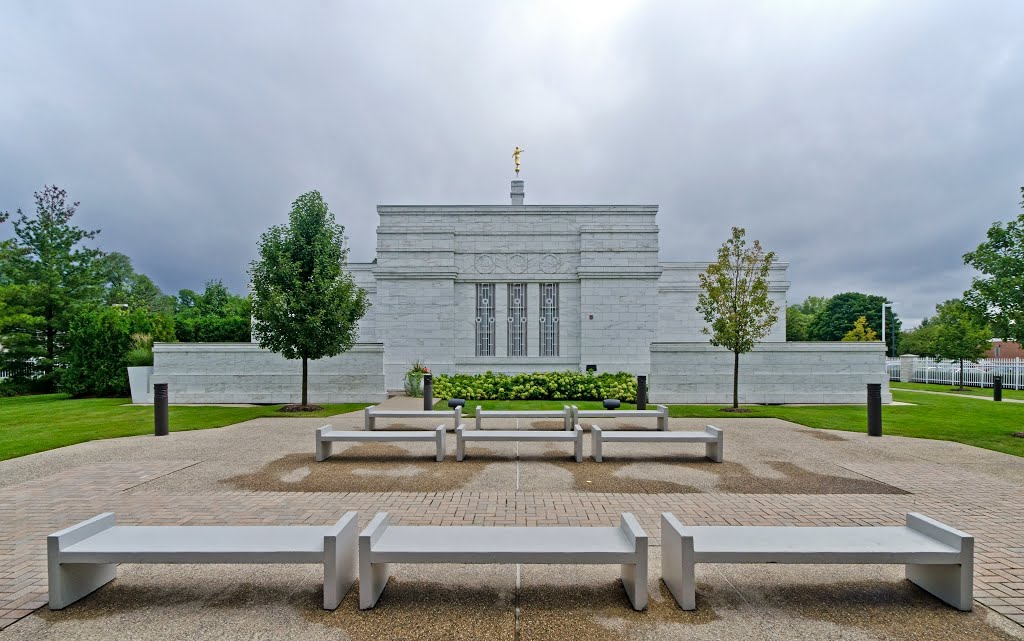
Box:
881;303;892;357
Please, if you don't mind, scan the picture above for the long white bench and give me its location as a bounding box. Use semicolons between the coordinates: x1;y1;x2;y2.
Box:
364;406;462;431
474;406;573;431
48;512;358;611
358;511;648;610
661;512;974;611
572;405;669;431
592;425;723;462
316;425;446;462
456;425;584;462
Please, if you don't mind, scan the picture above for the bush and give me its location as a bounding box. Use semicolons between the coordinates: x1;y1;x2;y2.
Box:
60;309;175;397
174;315;250;342
432;370;637;402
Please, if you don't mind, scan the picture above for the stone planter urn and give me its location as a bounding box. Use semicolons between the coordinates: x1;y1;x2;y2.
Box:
127;366;154;404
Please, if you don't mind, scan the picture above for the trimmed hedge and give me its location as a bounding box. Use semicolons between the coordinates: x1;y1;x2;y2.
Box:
61;308;176;397
433;371;636;402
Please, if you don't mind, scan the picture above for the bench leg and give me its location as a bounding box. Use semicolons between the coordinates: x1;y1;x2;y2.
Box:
906;563;973;611
704;426;723;463
323;512;358;610
592;426;603;462
315;426;332;462
48;514;118;610
660;513;696;610
359;513;392;609
620;514;648;611
456;427;466;461
573;426;583;463
435;426;446;462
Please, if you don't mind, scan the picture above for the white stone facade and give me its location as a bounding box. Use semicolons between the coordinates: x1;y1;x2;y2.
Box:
353;196;790;390
151;343;387;404
648;342;892;404
147;179;888;405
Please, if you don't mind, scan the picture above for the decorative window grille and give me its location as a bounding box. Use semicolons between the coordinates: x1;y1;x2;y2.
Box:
507;283;527;356
539;283;559;357
475;284;495;356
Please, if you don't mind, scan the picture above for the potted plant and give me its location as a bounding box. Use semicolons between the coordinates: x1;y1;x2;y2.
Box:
126;333;155;404
404;360;430;397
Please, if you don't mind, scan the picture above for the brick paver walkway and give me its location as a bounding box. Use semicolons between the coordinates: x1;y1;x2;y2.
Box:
2;454;1023;630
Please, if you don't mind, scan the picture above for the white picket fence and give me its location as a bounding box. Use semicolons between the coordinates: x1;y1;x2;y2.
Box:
886;356;1024;390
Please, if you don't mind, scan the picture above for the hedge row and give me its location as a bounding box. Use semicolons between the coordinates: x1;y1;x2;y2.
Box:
432;371;637;402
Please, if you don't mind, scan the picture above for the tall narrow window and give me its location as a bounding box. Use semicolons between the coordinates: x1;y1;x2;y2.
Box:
540;283;559;356
507;283;527;356
475;284;495;356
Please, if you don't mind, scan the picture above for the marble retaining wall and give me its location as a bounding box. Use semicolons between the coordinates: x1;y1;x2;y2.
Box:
150;343;387;404
649;341;891;404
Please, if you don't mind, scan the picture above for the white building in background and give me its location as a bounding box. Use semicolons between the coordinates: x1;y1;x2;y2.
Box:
349;178;789;391
152;178;889;404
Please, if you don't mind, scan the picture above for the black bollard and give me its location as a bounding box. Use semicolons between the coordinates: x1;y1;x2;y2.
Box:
637;375;647;410
154;383;169;436
867;383;882;437
603;399;621;410
422;373;433;411
993;375;1003;402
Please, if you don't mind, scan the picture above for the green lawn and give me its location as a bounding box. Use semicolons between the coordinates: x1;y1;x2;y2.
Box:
438;392;1024;457
891;381;1024;401
0;394;370;461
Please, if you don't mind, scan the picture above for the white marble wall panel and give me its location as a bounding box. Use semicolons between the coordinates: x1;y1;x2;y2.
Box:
151;343;386;403
648;342;891;404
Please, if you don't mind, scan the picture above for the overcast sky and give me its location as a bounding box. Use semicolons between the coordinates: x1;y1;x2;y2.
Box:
2;1;1022;326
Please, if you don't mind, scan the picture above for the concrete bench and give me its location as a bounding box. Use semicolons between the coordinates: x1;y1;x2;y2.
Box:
364;406;461;431
358;511;648;610
317;425;446;462
48;511;358;611
572;405;669;431
456;425;584;462
474;406;573;431
591;425;723;462
661;512;973;611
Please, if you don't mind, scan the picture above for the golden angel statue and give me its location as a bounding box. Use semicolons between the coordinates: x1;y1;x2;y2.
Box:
513;146;524;176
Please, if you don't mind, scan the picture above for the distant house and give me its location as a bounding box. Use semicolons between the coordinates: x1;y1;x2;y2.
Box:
986;340;1024;359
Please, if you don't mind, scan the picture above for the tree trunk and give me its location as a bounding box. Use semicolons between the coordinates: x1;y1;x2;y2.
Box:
732;349;740;409
302;356;308;406
959;358;964;391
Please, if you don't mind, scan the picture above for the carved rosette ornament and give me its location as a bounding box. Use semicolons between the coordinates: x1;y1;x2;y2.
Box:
474;254;495;274
506;254;528;274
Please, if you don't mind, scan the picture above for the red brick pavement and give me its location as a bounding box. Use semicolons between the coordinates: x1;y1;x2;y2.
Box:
1;460;1022;629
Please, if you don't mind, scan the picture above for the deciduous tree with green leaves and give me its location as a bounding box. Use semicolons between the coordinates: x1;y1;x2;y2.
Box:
697;227;779;409
248;191;368;408
0;186;105;390
841;316;879;341
963;187;1024;344
931;299;991;390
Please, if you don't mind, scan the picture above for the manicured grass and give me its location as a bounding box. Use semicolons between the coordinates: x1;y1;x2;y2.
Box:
891;381;1024;401
0;394;370;461
436;392;1024;457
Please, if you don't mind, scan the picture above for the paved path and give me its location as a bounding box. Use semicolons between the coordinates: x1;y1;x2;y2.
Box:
1;409;1023;638
895;387;1024;403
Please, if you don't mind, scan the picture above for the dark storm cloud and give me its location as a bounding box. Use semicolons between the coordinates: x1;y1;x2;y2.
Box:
2;1;1022;325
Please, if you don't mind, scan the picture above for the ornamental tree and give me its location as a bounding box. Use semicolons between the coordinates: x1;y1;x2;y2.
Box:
963;187;1024;344
697;227;779;409
248;191;368;407
931;299;991;390
841;316;879;342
